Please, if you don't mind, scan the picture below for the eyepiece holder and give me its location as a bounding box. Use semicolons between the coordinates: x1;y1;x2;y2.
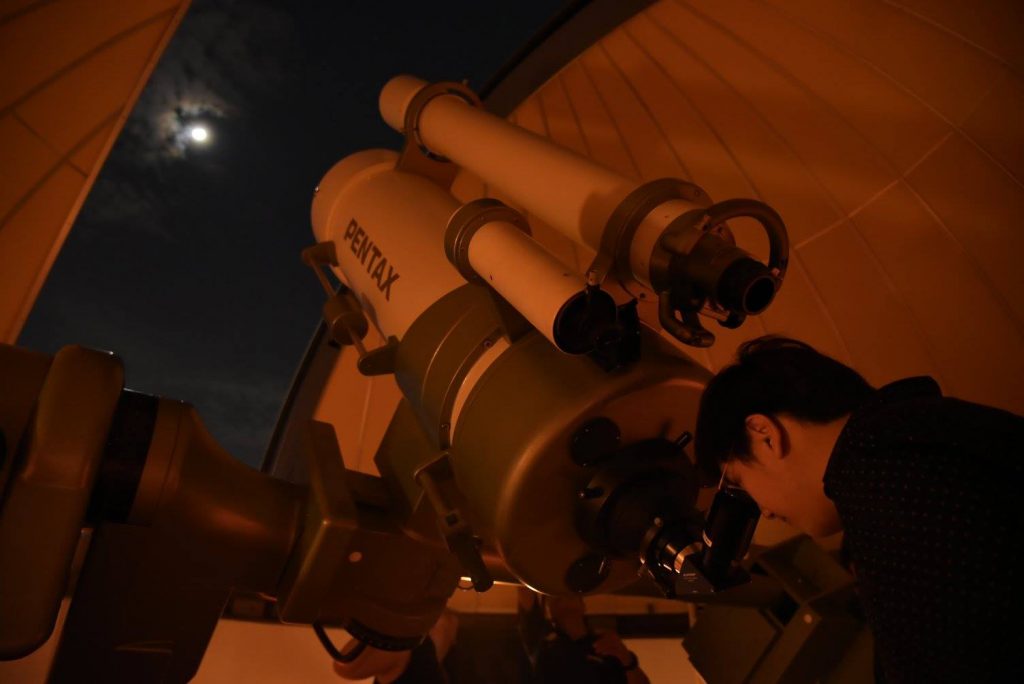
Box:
650;199;789;348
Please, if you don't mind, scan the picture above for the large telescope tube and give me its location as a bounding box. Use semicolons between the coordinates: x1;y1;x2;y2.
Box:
379;76;789;347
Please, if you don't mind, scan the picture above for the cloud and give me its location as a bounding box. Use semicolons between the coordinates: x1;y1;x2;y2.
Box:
76;0;300;235
133;0;299;160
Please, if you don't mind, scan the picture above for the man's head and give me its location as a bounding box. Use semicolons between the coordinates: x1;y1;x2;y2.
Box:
695;336;873;537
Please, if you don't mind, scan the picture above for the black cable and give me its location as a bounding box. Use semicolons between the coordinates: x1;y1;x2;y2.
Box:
313;622;368;663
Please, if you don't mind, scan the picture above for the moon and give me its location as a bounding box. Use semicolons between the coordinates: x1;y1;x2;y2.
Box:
189;125;209;143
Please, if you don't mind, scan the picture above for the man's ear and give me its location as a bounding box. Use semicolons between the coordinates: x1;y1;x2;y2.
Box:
745;414;785;464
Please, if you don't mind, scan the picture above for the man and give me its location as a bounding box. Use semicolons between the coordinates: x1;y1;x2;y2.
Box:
694;336;1024;682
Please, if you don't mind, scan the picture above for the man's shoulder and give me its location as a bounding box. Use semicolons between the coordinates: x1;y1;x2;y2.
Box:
825;376;1024;504
825;378;1024;682
838;376;1023;455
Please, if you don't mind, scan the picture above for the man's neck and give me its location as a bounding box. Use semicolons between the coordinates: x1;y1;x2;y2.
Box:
805;414;851;482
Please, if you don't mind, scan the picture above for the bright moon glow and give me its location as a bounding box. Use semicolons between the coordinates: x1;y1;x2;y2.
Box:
189;126;209;143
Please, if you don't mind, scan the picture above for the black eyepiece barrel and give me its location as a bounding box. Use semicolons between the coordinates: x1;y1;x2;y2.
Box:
700;488;761;584
717;257;776;314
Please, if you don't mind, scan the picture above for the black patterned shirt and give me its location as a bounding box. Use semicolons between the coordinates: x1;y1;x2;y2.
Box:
824;377;1024;683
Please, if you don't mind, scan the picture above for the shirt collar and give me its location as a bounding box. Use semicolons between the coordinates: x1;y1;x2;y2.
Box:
825;376;941;490
872;376;942;402
836;375;942;436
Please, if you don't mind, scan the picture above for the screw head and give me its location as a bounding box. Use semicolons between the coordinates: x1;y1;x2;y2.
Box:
570;417;621;467
565;553;610;593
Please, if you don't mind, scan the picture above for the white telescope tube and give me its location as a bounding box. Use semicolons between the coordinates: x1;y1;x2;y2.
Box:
380;75;631;251
466;219;592;353
379;75;705;289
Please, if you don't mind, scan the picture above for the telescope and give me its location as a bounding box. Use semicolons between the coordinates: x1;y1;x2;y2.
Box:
0;76;788;681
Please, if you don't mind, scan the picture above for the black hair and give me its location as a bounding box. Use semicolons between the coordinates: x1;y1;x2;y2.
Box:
694;336;873;477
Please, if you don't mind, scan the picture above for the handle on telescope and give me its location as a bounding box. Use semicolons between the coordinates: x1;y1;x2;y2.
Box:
701;198;789;285
658;293;715;348
415;456;493;592
302;241;372;353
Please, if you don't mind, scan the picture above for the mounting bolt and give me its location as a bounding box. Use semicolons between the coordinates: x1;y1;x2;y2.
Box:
565;553;610;594
570;417;621;467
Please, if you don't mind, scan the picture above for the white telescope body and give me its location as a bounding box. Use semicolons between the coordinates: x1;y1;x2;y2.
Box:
312;151;601;353
303;77;788;597
309;137;713;597
311;149;465;339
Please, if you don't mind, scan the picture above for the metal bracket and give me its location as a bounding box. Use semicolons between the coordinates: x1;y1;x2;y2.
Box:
414;455;493;592
356;336;400;376
276;420;358;623
302;242;400;376
586;178;711;286
396;81;482;189
444;198;535;343
302;242;369;346
444;198;532;281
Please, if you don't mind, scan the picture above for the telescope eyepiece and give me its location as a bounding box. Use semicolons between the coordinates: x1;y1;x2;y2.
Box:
718;257;776;315
650;197;788;348
697;487;761;582
638;486;761;597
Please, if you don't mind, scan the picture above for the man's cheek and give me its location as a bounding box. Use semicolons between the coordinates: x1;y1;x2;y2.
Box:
741;473;770;505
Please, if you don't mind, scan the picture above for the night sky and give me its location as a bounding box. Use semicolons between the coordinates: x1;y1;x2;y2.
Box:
18;0;562;466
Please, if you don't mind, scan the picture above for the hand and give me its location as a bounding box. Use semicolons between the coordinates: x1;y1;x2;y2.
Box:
591;631;634;668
